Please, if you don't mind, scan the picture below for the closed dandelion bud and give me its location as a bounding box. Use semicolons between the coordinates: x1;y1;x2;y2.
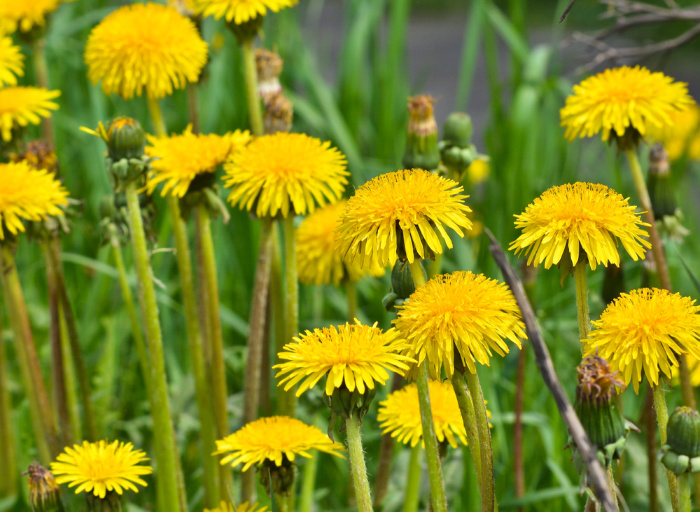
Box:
383;260;426;312
442;113;473;148
263;93;293;135
25;463;64;512
662;406;700;474
104;117;146;162
403;95;440;170
256;48;283;103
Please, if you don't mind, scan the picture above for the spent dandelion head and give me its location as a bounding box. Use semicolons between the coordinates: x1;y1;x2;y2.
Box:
378;379;470;449
336;169;472;269
10;140;59;175
0;161;68;240
214;416;344;472
195;0;298;26
560;66;694;149
583;288;700;393
223;132;348;219
509;182;650;272
0;86;59;143
274;321;413;397
51;440;153;498
146;125;251;197
394;271;525;379
205;502;268;512
25;462;62;512
0;0;66;34
0;35;23;87
84;3;208;100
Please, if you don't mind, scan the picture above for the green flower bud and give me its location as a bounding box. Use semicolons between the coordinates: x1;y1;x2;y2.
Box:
403;95;440;171
442;113;473;148
662;406;700;474
391;260;424;300
104;117;146;162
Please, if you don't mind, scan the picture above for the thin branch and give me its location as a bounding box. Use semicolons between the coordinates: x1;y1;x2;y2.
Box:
485;229;619;512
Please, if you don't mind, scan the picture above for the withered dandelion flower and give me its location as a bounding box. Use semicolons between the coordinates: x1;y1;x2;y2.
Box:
51;440;153;498
223;132;348;218
560;66;694;143
395;271;525;379
275;321;413;397
84;3;208;100
510;182;650;270
195;0;298;25
215;416;344;471
584;288;700;393
336;169;472;269
146;125;251;197
0;161;68;239
0;86;59;142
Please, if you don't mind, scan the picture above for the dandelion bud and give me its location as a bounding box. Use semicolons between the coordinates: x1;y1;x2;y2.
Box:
263;93;293;135
403;95;440;171
383;260;426;311
662;407;700;475
25;463;64;512
442;112;473;148
104;117;146;162
256;49;283;103
10;140;59;175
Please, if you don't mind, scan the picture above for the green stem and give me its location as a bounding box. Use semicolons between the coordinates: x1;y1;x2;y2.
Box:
147;96;167;136
679;473;692;512
429;253;443;278
276;493;294;512
346;415;374;512
271;224;290;415
242;38;264;136
644;386;659;512
241;216;275;502
403;444;423;512
187;83;201;134
32;38;53;142
299;440;319;512
574;260;590;345
347;279;357;323
47;238;98;442
124;181;184;512
281;215;299;417
464;368;495;512
0;296;18;497
0;244;58;462
653;382;680;512
373;373;403;509
451;372;482;489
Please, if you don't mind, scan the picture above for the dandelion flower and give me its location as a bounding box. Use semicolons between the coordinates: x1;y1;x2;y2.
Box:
146;125;251;197
195;0;298;25
205;501;268;512
510;182;650;270
215;416;344;471
467;158;489;187
224;132;348;218
378;380;469;448
84;3;208;100
0;161;68;239
336;169;472;269
560;66;694;143
0;0;66;33
584;288;700;393
0;36;23;87
0;86;60;142
647;105;700;162
275;321;413;397
51;440;153;498
395;271;525;379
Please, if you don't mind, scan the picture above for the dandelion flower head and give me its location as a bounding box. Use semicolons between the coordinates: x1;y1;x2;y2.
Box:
510;182;650;271
336;169;472;269
0;86;60;142
224;132;348;218
647;105;700;162
583;288;700;393
215;416;344;471
378;379;469;448
51;440;152;498
0;161;68;240
275;321;414;397
560;66;694;143
85;3;208;100
0;0;66;33
395;271;525;379
205;501;268;512
146;125;251;197
195;0;298;25
0;36;23;87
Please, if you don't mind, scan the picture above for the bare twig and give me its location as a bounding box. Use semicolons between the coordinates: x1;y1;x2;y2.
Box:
560;0;578;23
485;229;619;512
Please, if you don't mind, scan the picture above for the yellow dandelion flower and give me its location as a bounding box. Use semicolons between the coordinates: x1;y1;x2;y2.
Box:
395;271;525;379
0;86;60;142
683;355;700;387
215;416;345;471
296;200;384;286
509;182;650;271
583;288;700;393
0;0;66;34
223;132;348;219
0;161;68;239
84;3;208;100
195;0;298;25
560;66;694;143
205;501;268;512
647;105;700;162
146;125;251;197
467;158;489;187
51;440;153;498
336;169;472;269
275;321;414;397
0;36;23;87
378;380;469;448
